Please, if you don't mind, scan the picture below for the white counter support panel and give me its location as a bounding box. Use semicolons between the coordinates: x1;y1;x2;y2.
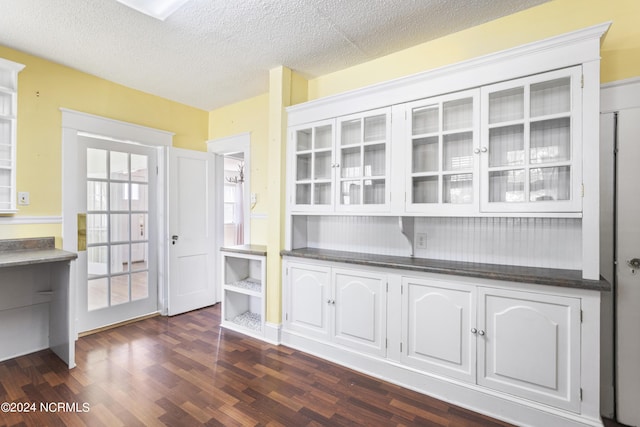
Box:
0;237;77;368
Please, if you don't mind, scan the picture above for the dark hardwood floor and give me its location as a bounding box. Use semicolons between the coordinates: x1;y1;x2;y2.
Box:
0;304;618;427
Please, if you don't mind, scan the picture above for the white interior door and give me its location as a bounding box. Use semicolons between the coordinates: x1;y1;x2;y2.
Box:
78;135;158;332
615;107;640;426
168;147;217;315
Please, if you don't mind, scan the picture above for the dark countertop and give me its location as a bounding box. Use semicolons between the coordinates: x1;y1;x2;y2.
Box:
0;237;77;268
281;247;610;292
221;244;267;257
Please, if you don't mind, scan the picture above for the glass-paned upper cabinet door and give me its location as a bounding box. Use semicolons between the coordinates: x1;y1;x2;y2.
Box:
405;90;480;215
480;66;582;213
336;108;391;212
0;58;24;213
289;119;335;212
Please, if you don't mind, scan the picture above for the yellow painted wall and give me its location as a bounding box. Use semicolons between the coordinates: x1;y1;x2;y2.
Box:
208;93;270;245
0;46;208;245
308;0;640;100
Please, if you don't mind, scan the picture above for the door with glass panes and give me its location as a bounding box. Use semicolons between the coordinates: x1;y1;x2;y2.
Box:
78;135;158;332
480;66;582;213
336;108;391;212
405;89;480;214
290;119;335;212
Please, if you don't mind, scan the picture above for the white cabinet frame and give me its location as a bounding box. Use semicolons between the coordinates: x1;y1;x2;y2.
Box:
0;57;25;213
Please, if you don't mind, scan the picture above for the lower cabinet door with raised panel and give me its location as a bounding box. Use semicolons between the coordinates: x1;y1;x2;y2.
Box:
332;268;387;357
401;277;476;383
284;262;331;341
477;287;581;412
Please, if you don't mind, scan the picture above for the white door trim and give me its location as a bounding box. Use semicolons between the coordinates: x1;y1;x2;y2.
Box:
61;109;174;335
207;133;251;303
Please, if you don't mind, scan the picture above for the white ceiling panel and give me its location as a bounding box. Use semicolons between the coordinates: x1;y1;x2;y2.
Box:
0;0;548;110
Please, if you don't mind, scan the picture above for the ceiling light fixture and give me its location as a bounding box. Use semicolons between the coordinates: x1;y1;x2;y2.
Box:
116;0;191;21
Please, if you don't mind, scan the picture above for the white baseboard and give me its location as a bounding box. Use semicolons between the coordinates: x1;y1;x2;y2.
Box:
263;322;281;345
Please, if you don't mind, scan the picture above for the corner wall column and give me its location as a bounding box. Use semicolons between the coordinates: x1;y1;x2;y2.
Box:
266;66;292;324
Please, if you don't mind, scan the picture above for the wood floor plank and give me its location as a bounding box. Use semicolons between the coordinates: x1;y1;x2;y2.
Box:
0;303;565;427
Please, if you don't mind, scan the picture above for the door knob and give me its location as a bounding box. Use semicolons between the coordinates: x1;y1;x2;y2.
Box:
171;235;179;245
626;258;640;274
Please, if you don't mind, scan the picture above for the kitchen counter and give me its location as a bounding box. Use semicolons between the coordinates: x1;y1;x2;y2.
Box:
0;237;77;268
221;244;267;257
281;247;610;292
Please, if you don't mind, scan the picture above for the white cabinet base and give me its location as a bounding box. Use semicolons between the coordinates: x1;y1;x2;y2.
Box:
281;257;603;427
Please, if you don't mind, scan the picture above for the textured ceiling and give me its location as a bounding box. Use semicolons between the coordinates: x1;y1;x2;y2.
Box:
0;0;548;111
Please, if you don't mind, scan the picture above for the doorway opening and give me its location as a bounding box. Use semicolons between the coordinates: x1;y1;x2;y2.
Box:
223;152;245;247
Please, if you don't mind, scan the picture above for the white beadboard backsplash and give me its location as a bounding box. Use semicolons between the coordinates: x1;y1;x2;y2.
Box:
305;216;582;270
306;216;409;256
413;217;582;270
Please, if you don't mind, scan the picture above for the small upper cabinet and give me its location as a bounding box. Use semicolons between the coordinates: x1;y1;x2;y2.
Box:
290;118;335;212
405;90;480;215
0;57;25;213
288;108;391;214
480;66;582;213
336;108;391;212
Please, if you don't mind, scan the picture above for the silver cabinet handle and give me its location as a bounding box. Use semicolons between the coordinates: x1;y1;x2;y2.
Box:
481;147;488;153
471;328;478;334
473;148;480;154
478;330;486;336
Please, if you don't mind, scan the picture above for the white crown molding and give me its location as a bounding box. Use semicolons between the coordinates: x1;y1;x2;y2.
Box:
288;21;611;126
0;215;62;224
0;57;25;72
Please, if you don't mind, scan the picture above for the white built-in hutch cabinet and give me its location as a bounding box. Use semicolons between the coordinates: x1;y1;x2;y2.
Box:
281;23;611;427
